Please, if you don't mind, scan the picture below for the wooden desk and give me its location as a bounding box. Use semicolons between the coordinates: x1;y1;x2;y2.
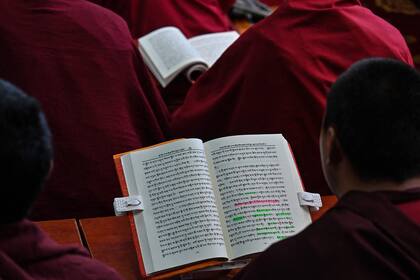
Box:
36;218;82;245
79;195;337;279
233;19;253;34
231;5;278;34
79;216;141;280
80;216;236;280
310;195;338;222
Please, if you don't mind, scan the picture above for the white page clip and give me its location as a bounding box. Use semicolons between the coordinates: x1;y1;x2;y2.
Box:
113;195;144;216
298;192;322;212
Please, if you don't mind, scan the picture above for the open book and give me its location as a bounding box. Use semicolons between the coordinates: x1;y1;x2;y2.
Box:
138;27;239;87
114;134;312;279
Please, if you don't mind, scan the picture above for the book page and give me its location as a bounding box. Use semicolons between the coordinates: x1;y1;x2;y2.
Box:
188;31;239;67
121;139;228;274
204;135;311;259
138;27;207;87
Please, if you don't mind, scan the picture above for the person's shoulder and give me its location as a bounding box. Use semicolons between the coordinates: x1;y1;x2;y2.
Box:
72;0;127;25
244;11;289;47
219;22;290;71
235;7;312;63
263;205;372;259
66;0;132;39
238;207;369;278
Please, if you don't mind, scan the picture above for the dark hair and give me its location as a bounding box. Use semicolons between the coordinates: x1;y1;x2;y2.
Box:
324;58;420;182
0;80;53;223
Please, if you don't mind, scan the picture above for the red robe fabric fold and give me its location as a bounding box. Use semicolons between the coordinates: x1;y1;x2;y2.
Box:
0;0;170;220
0;220;122;280
88;0;233;39
133;0;233;39
234;189;420;279
172;0;414;195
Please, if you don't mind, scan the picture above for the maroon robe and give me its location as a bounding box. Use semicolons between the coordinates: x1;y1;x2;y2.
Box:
171;0;414;195
132;0;235;111
88;0;134;35
132;0;232;39
88;0;234;111
260;0;281;5
0;220;122;280
88;0;233;39
234;189;420;279
0;0;170;220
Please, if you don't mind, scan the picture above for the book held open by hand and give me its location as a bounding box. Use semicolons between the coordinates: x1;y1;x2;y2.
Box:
113;134;312;279
138;26;239;87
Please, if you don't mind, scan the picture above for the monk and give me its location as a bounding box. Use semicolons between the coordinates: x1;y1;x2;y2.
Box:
0;80;122;280
172;0;414;195
133;0;233;39
89;0;235;111
0;0;170;220
234;58;420;279
88;0;233;39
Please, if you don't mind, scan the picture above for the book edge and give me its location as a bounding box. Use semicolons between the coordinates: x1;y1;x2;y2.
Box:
113;155;148;277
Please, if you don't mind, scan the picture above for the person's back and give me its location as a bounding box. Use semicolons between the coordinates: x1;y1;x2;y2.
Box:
235;190;420;279
234;58;420;280
0;79;122;280
171;0;414;195
88;0;233;39
0;0;170;220
133;0;233;39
